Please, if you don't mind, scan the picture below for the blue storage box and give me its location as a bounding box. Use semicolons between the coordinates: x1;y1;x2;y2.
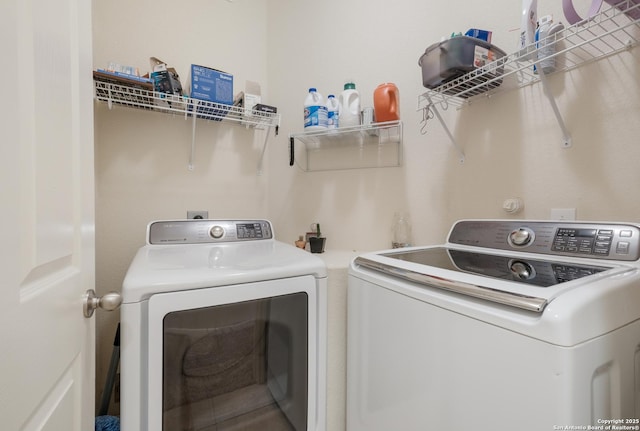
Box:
187;64;233;120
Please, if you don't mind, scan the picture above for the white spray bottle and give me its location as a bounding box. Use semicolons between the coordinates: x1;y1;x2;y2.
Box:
519;0;538;60
538;20;565;74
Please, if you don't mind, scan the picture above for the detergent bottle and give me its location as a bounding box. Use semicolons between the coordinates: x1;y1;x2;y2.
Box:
373;83;400;123
304;88;328;131
338;82;360;128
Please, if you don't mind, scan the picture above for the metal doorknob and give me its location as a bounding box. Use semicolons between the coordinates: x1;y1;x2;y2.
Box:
84;289;122;318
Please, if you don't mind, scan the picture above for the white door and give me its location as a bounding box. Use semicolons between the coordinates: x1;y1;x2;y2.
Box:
0;0;95;430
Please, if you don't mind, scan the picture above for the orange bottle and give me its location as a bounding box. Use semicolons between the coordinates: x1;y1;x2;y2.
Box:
373;83;400;123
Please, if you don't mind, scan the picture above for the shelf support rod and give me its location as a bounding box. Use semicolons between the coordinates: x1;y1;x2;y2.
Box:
188;100;197;171
537;67;572;148
425;94;465;163
256;128;270;176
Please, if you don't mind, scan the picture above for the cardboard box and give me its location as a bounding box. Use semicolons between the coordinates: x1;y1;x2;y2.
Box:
187;64;233;104
186;64;233;120
151;70;182;96
150;69;184;109
148;58;184;109
243;80;261;117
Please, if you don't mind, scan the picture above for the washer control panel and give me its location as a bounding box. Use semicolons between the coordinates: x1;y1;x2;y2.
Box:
147;219;273;244
449;220;640;261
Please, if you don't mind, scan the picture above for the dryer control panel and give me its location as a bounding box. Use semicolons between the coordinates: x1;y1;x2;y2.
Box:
147;219;273;244
448;220;640;261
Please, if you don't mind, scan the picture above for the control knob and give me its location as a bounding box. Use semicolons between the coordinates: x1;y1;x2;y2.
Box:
210;225;224;239
509;260;535;281
509;228;533;246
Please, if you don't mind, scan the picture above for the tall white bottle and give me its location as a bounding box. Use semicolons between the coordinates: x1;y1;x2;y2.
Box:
326;94;339;129
536;17;564;74
338;82;360;128
518;0;538;60
304;87;328;131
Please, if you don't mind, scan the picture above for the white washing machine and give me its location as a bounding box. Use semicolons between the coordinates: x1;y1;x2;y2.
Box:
120;219;327;431
347;220;640;431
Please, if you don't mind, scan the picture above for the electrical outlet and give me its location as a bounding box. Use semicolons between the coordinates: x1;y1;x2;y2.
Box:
550;208;576;221
187;210;208;219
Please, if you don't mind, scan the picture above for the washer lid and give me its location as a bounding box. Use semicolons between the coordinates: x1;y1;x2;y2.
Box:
122;240;327;303
385;247;610;287
353;246;633;313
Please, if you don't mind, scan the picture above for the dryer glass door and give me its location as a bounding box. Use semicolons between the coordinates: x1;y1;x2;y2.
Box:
147;276;318;431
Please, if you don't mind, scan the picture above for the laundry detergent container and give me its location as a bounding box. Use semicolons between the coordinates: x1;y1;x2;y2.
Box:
419;36;506;97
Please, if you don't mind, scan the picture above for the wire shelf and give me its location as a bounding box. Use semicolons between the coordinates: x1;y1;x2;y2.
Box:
290;121;402;149
94;80;280;129
289;121;403;171
419;0;640;109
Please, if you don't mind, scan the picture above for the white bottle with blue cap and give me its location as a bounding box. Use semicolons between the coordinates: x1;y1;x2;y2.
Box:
326;94;339;129
535;16;565;74
304;88;328;131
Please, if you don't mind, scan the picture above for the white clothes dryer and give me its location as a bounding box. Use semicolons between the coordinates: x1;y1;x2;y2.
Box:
347;219;640;431
120;219;327;431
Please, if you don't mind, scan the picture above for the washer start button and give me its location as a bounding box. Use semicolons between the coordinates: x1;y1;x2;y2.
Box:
210;226;224;239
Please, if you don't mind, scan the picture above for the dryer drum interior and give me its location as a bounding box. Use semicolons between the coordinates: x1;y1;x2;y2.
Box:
161;293;308;430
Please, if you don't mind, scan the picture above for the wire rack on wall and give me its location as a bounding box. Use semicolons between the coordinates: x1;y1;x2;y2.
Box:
93;78;281;174
289;121;403;171
417;0;640;159
419;0;640;109
94;80;280;130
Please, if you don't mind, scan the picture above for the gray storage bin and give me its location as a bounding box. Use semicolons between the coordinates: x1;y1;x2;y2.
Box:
418;36;506;97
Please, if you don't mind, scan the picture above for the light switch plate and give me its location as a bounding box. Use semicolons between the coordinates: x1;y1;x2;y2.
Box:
550;208;576;221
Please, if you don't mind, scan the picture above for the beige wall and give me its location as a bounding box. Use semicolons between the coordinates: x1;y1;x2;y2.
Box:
266;0;640;251
92;0;640;422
